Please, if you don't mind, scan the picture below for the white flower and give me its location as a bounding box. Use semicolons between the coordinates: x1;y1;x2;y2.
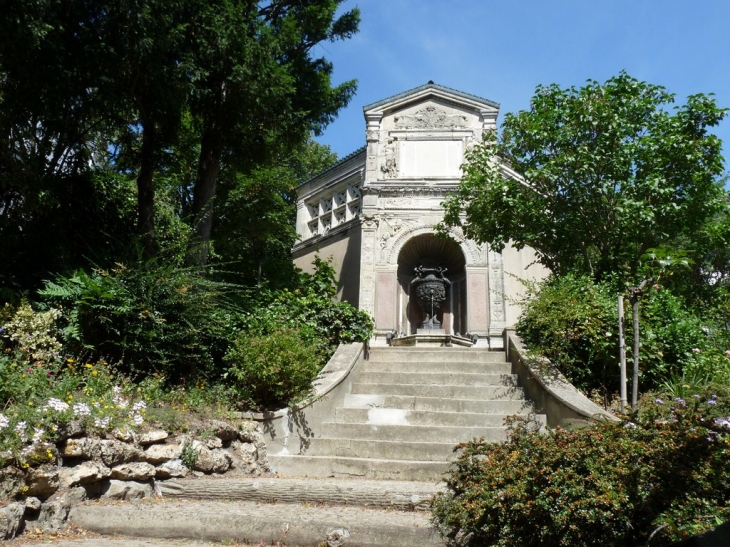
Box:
32;428;44;443
131;401;147;413
44;398;69;412
131;414;144;426
73;403;91;417
93;416;111;429
15;421;27;442
0;414;8;430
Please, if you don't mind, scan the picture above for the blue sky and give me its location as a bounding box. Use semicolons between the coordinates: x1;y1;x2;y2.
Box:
315;1;730;164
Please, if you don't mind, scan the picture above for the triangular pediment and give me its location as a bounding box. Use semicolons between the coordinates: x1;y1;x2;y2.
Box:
363;82;499;117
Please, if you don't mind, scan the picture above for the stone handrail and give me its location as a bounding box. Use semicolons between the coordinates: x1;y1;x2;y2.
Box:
504;329;618;427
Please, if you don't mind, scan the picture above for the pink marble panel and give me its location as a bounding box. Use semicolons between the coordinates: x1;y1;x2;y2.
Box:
467;272;488;332
375;271;397;329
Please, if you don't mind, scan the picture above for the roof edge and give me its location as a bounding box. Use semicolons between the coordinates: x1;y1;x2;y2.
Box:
296;145;366;190
363;82;500;111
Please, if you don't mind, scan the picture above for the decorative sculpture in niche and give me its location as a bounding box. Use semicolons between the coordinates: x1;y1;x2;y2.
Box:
411;264;451;329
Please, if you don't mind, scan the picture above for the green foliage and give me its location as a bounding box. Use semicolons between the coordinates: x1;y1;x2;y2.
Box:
1;299;63;361
243;257;374;352
39;260;244;382
224;328;323;410
432;397;730;547
516;275;722;394
442;72;727;284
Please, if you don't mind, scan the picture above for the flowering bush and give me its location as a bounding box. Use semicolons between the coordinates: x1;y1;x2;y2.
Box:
1;299;62;361
432;397;730;547
0;352;148;458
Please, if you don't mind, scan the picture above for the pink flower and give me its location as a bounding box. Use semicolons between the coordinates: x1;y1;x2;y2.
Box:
692;348;701;353
653;284;660;290
725;350;730;356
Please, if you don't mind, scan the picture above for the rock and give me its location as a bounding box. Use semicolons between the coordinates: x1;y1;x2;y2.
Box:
110;462;156;481
24;463;59;498
138;430;168;445
62;486;88;506
100;480;153;500
24;497;41;512
112;427;134;443
55;420;85;440
22;442;59;466
37;500;70;532
0;466;25;499
0;502;24;539
209;420;238;441
190;442;230;473
204;436;223;449
228;441;258;473
99;440;145;467
238;423;267;468
61;437;100;459
155;459;189;479
59;461;111;488
144;443;182;464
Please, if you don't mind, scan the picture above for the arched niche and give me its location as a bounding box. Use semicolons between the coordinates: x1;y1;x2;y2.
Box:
396;233;467;335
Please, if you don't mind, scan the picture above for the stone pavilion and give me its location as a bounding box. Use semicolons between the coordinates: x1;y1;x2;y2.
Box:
293;83;548;348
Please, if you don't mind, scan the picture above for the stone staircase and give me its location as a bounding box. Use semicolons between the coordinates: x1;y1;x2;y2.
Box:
272;346;545;481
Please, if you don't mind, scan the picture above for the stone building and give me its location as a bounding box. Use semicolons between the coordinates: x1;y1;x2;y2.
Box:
293;83;548;348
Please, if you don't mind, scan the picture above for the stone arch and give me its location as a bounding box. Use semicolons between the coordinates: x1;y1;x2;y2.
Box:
395;232;468;335
384;224;483;266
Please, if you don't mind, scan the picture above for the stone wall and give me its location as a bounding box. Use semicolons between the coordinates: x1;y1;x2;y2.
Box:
0;419;268;540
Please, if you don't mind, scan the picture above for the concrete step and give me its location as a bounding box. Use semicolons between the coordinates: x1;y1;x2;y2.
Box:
158;476;442;511
69;500;444;547
306;437;467;461
368;348;505;363
363;360;513;374
344;393;536;414
351;382;525;400
320;422;507;443
358;371;517;386
269;454;450;481
335;407;539;427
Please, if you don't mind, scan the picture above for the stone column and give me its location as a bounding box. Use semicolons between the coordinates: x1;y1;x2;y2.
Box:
488;247;507;348
466;269;489;338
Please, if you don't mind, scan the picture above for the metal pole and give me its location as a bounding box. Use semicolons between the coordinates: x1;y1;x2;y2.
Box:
618;295;627;413
632;295;640;411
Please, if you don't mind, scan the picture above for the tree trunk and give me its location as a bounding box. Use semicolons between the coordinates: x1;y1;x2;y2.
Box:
191;126;223;266
137;119;158;258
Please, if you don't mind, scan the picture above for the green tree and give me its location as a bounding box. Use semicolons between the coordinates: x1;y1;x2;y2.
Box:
442;72;727;282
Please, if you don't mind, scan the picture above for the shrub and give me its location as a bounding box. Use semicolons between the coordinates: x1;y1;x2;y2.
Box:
1;299;62;361
39;261;244;382
516;275;716;394
432;397;730;547
224;328;323;410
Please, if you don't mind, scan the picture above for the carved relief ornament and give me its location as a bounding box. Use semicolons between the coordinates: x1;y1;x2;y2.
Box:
394;105;468;129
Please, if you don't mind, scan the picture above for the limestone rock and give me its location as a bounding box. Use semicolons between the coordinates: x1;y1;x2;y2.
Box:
23;442;59;465
99;440;145;467
110;462;156;481
0;466;25;499
144;443;182;464
0;502;24;539
61;437;100;460
204;436;223;449
24;497;41;512
138;430;168;445
62;486;88;506
24;463;59;498
112;427;134;443
228;441;258;473
209;420;238;441
100;480;153;500
59;461;111;487
190;441;232;474
155;459;189;479
55;420;85;440
37;500;70;532
238;423;267;468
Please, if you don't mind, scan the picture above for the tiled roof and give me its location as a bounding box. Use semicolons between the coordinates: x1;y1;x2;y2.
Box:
363;82;500;111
